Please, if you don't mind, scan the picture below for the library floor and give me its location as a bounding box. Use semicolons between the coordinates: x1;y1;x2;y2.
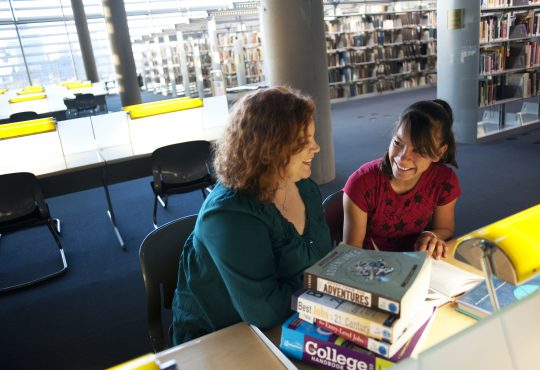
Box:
1;86;539;370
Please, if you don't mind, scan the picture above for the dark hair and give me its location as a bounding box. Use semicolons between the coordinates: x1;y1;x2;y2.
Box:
213;86;315;202
380;99;458;178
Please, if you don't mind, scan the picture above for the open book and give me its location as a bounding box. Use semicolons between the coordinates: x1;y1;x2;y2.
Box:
426;259;485;307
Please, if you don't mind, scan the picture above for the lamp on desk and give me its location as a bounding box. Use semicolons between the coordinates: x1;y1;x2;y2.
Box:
454;204;540;313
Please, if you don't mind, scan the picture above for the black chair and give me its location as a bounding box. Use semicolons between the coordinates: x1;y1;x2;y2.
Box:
150;140;215;229
323;190;344;247
74;93;98;117
0;172;67;294
139;214;197;352
8;111;38;123
63;97;78;119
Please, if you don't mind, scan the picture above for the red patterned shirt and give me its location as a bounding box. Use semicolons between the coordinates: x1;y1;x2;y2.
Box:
343;158;461;252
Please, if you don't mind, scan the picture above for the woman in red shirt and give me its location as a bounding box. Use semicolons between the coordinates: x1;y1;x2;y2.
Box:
343;99;460;259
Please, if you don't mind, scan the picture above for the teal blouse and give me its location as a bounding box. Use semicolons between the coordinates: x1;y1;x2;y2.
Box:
172;179;332;344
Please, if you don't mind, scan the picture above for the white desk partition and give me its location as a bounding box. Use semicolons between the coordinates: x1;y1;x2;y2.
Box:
90;111;133;161
128;107;205;155
56;117;102;168
393;289;540;370
202;95;229;141
0;131;66;176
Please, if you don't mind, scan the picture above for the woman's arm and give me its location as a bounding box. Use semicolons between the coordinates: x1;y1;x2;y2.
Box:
414;198;457;259
343;193;368;248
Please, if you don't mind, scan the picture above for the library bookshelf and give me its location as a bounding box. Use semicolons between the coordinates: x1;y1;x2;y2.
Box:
323;0;437;101
134;4;263;98
438;0;540;143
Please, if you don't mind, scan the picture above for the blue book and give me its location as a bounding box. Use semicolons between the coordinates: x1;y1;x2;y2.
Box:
279;311;435;369
455;274;540;319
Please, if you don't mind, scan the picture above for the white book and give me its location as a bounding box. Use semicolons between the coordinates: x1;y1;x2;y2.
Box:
426;259;484;307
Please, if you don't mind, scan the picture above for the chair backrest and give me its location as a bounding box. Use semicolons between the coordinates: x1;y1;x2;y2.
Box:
63;97;77;110
0;172;48;224
322;190;344;247
75;93;97;110
9;111;38;122
151;140;215;187
139;214;197;351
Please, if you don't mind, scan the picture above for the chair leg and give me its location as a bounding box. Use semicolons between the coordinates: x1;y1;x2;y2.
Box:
47;220;62;249
53;218;61;234
153;196;159;229
0;223;68;294
157;195;167;208
201;189;207;199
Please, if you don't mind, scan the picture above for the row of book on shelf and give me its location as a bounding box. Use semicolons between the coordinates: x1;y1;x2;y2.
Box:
480;41;540;74
329;61;435;84
329;73;436;100
326;28;434;50
277;242;540;369
479;71;540;106
481;0;540;9
328;43;436;67
325;12;436;34
480;9;540;43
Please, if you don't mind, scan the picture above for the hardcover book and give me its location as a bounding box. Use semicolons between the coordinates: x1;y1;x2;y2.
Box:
292;289;434;344
313;304;437;358
280;312;435;370
303;242;432;317
280;313;394;370
455;274;540;319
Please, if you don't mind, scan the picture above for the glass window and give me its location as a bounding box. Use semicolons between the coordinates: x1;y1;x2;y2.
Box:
0;24;29;88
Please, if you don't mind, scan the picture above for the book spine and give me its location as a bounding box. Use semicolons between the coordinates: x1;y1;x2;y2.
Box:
314;318;392;358
304;271;398;315
280;327;394;370
293;293;395;342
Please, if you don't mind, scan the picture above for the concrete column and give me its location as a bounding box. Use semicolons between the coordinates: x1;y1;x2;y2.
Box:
102;0;141;106
260;0;335;184
437;1;480;143
71;0;99;82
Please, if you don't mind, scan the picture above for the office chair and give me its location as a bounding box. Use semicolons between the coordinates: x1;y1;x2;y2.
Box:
0;172;67;294
150;140;215;229
74;93;98;117
322;190;344;247
63;97;78;119
8;111;38;123
139;214;197;352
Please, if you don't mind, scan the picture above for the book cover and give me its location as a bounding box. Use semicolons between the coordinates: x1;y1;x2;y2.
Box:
303;242;432;317
280;313;394;370
292;289;434;344
455;274;540;319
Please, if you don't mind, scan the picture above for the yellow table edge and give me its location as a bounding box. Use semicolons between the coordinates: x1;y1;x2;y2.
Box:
123;97;203;119
9;94;47;103
0;117;56;139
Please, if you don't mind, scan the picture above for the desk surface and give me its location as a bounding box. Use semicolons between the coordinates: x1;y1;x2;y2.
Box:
0;96;229;197
0;83;107;120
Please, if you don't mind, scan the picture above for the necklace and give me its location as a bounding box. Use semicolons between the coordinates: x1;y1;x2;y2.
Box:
280;189;288;213
275;185;289;214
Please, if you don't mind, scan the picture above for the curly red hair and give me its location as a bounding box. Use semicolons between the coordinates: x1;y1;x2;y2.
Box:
213;86;315;202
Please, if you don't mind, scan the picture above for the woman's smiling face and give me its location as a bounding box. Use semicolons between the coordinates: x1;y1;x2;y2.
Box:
285;120;320;182
389;123;443;188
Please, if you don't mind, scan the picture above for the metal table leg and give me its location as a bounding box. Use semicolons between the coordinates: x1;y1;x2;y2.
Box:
101;164;126;249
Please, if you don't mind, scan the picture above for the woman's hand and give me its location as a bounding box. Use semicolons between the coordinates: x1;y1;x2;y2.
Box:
414;231;447;259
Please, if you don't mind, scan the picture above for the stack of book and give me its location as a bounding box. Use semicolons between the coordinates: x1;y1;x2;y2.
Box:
279;243;437;370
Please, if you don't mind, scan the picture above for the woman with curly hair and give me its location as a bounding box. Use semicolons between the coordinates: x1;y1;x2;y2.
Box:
172;86;332;344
